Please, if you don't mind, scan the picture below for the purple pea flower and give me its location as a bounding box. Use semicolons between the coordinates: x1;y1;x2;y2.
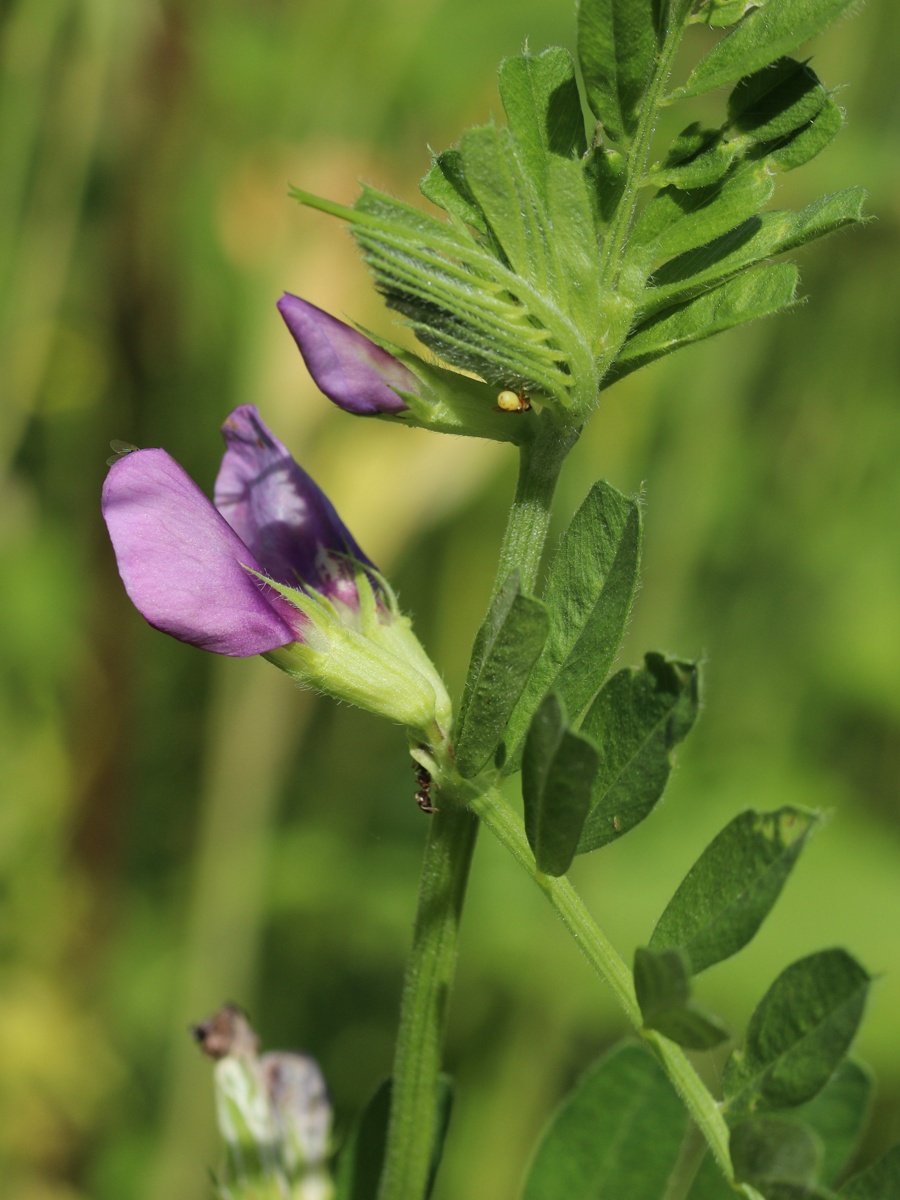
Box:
277;292;415;416
102;405;452;736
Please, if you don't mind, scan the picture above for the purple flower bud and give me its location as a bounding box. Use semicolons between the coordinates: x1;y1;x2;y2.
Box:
277;292;415;415
101;406;378;656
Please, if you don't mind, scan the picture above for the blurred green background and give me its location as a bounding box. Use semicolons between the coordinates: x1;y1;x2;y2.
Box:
2;1;899;1198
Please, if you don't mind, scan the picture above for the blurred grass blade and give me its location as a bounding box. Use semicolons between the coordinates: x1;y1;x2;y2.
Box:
724;950;871;1122
649;808;818;974
577;653;698;853
334;1079;391;1200
522;1042;687;1200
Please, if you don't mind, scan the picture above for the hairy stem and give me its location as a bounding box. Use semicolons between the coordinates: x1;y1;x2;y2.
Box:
468;787;738;1186
376;805;478;1200
493;416;579;595
377;429;572;1200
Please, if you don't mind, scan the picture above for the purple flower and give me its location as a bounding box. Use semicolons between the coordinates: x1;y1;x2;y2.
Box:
277;292;415;415
101;405;376;656
102;404;453;736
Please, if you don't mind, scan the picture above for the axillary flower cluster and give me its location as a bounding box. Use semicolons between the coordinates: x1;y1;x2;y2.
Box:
102;298;457;752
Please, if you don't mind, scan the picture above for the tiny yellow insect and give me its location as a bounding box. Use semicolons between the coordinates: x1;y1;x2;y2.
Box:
496;389;531;412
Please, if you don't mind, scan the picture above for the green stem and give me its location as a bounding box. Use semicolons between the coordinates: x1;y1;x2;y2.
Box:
377;429;573;1200
468;787;736;1184
376;805;478;1200
493;416;579;595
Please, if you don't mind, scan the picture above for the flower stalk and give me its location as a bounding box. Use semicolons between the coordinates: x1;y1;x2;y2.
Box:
377;426;573;1200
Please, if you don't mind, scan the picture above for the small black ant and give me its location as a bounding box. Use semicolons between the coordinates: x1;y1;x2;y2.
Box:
413;760;438;814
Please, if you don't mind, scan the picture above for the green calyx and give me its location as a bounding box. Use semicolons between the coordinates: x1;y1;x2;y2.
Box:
262;569;452;745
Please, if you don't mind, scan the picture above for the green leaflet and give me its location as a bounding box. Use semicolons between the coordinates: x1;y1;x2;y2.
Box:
577;654;698;853
522;694;599;877
653;60;830;192
458;124;604;346
460;123;556;296
522;1042;687;1200
639;188;867;320
543;156;606;348
687;1062;874;1200
334;1079;391;1200
789;1061;872;1188
651;130;741;190
501;480;642;769
649;807;818;974
465;57;607;357
629;162;775;268
419;148;492;238
724;950;871;1123
677;0;860;99
633;947;730;1050
727;59;828;144
454;572;548;779
701;0;762;29
768;93;845;171
577;0;660;145
730;1117;823;1189
840;1145;900;1200
498;48;587;185
610;261;798;383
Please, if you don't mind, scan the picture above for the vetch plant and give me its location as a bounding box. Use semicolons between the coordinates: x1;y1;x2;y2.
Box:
104;1;899;1198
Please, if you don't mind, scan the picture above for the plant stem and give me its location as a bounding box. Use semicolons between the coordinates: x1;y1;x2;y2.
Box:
493;416;579;595
376;805;478;1200
468;787;736;1184
377;429;572;1200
